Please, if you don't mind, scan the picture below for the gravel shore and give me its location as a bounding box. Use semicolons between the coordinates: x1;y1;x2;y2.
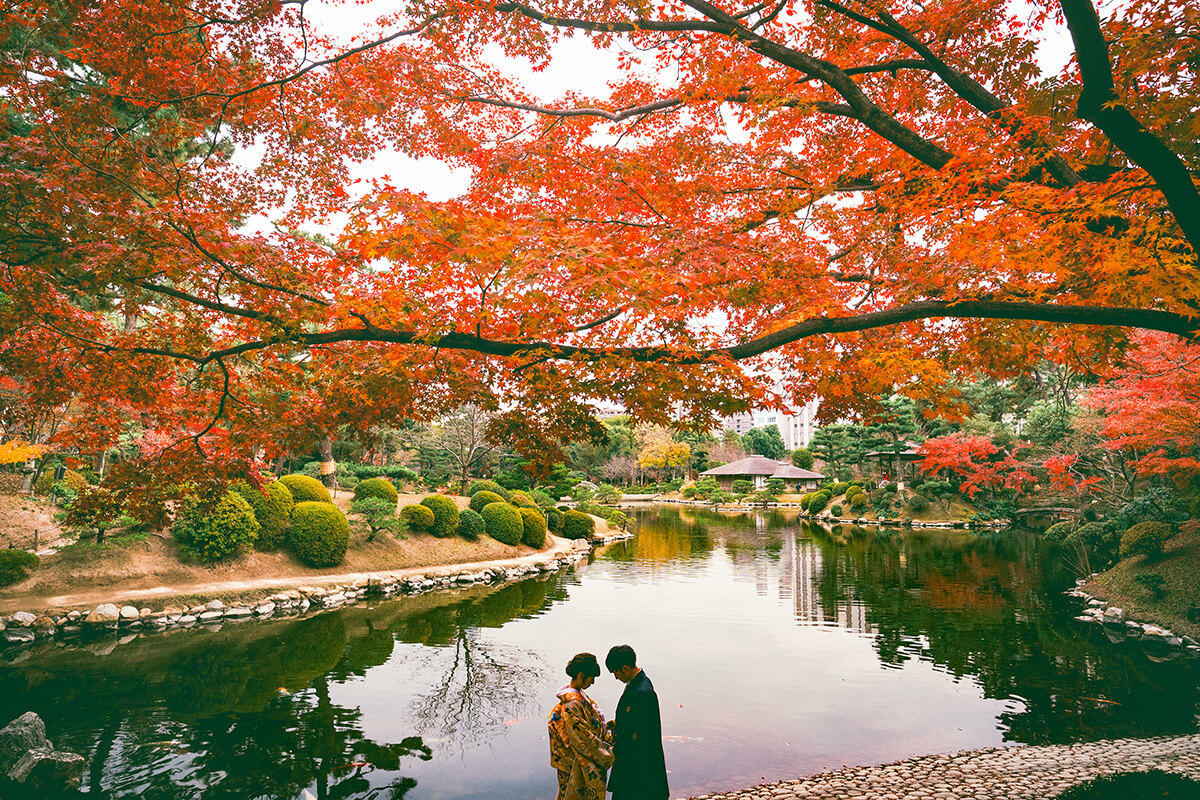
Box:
691;734;1200;799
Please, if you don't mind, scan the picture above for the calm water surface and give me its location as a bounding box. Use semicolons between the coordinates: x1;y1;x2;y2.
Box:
3;506;1200;799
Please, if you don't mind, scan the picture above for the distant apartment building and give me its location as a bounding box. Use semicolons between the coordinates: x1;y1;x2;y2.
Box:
722;399;820;450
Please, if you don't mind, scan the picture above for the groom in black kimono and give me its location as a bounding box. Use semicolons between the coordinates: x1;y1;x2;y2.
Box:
605;644;669;800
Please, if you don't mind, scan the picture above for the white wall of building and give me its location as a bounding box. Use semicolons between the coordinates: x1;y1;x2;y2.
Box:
722;399;820;450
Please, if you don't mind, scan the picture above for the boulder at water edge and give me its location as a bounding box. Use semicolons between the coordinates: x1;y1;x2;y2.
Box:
0;712;84;793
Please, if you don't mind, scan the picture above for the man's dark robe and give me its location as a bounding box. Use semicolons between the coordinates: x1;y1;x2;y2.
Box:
608;670;668;800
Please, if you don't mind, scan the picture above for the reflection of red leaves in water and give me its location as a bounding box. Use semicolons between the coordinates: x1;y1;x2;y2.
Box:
923;571;1003;614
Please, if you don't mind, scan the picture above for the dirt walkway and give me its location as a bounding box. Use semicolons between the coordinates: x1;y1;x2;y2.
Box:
10;535;586;612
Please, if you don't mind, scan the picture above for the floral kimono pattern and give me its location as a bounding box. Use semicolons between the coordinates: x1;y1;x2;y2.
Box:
548;686;614;800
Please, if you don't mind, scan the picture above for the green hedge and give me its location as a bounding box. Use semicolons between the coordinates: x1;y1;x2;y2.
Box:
458;508;486;540
849;492;868;511
519;507;547;548
279;474;332;504
354;477;399;505
1043;521;1077;542
420;495;460;538
469;490;506;514
0;550;39;587
545;507;563;534
1120;521;1173;560
509;490;537;508
808;491;832;513
481;501;523;545
348;464;417;483
830;481;850;496
468;480;511;501
173;492;260;562
401;504;434;532
231;480;294;550
290;502;350;567
562;510;595;540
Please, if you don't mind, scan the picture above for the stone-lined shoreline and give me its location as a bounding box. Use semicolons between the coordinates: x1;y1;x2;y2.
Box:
689;734;1200;800
1066;576;1200;659
643;499;1008;529
1;538;594;648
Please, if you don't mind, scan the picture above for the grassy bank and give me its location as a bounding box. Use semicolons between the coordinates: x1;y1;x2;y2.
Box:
1089;524;1200;639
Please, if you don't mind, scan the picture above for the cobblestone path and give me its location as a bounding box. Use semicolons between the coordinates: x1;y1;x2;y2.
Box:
691;734;1200;799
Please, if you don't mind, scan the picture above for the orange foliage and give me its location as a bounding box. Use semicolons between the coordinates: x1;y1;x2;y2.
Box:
0;0;1196;489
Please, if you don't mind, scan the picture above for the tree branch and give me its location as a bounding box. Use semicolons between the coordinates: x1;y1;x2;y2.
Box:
116;300;1199;366
1059;0;1200;252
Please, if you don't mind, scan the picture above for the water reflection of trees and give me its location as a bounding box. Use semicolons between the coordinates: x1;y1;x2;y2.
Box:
791;523;1200;744
392;581;557;749
0;573;574;797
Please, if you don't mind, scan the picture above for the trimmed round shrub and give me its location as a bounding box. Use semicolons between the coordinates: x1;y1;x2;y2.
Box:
0;550;40;587
800;493;812;511
354;477;398;505
401;503;434;532
289;501;350;567
469;490;506;514
904;494;930;513
173;492;260;563
231;479;294;550
884;482;899;494
808;491;832;513
830;482;850;497
62;469;90;493
849;492;868;511
458;507;486;540
469;480;511;501
279;473;332;504
1120;521;1173;560
481;501;523;545
1043;520;1077;543
509;490;537;508
831;504;843;517
519;507;547;548
420;495;460;538
561;509;596;540
545;507;563;534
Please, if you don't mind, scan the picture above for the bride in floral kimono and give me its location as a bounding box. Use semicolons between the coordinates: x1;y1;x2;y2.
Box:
549;652;614;800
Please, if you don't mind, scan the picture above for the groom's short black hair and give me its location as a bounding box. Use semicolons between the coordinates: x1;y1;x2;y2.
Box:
605;644;637;672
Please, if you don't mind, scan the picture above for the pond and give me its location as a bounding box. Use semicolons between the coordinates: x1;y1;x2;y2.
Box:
3;506;1199;799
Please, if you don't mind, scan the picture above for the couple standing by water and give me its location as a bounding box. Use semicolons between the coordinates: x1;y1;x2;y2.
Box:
548;644;669;800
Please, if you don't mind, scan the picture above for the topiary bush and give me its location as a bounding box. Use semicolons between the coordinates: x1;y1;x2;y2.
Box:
354;477;399;505
849;492;868;511
279;473;332;504
831;504;843;517
481;501;523;545
469;490;506;514
509;490;537;508
519;507;547;548
172;492;260;563
231;479;294;550
884;482;899;494
458;507;486;540
420;495;460;538
808;491;832;513
1042;520;1077;543
545;507;563;534
800;493;812;511
469;480;511;501
1068;522;1122;569
289;501;350;567
904;494;930;513
0;550;40;587
830;481;850;497
1120;521;1174;561
561;509;596;540
401;503;434;532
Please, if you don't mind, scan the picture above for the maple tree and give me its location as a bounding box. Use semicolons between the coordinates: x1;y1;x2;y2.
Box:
1083;331;1200;486
0;0;1197;492
917;432;1035;499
